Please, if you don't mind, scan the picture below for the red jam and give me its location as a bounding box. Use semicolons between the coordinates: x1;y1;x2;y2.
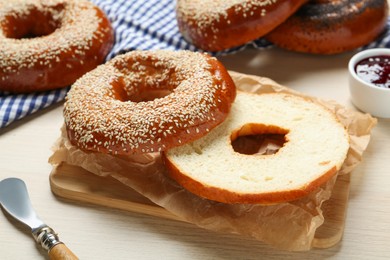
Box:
355;55;390;88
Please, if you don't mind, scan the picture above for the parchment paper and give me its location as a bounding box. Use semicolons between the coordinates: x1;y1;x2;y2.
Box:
49;71;376;251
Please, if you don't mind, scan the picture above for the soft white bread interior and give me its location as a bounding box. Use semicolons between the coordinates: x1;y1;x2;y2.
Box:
163;91;350;204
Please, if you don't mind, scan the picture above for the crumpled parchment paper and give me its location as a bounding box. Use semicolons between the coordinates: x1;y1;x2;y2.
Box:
49;71;376;251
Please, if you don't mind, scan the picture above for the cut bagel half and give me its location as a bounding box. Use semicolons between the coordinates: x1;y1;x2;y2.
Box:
163;91;350;204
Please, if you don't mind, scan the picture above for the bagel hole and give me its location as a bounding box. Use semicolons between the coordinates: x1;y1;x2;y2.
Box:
112;83;173;102
111;57;180;102
126;89;173;102
231;124;288;155
112;74;174;102
3;6;63;39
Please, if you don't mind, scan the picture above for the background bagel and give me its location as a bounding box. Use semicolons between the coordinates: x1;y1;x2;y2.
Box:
0;0;114;93
176;0;309;51
265;0;389;54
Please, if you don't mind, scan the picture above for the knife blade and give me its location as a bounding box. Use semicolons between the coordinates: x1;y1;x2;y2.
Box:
0;178;78;260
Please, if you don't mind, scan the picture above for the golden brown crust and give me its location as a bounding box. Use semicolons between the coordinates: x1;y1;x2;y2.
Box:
64;50;236;155
176;0;309;52
163;154;338;204
0;0;114;93
266;0;389;54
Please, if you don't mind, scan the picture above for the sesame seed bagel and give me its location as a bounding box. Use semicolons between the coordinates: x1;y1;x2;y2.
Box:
64;50;236;155
163;91;350;204
266;0;389;54
0;0;114;93
176;0;309;52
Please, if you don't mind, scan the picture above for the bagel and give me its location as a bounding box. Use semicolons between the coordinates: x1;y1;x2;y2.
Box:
176;0;309;52
163;91;350;204
0;0;114;93
64;50;236;155
266;0;389;54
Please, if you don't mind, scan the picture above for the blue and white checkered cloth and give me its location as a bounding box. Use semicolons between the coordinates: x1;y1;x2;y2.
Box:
1;0;390;128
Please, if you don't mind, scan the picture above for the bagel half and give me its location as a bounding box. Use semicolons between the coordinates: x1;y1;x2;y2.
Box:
163;91;350;204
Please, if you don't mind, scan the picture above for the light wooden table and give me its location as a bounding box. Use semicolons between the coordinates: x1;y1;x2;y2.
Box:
1;48;390;259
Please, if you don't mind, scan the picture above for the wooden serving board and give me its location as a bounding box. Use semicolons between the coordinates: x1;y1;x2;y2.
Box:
49;162;351;249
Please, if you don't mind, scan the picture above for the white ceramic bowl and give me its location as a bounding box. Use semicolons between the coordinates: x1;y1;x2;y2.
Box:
348;48;390;118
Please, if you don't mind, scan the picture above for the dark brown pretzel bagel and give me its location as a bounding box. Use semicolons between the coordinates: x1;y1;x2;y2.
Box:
266;0;389;54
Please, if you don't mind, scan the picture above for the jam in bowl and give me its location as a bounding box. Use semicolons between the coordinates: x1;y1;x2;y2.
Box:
355;55;390;89
348;48;390;118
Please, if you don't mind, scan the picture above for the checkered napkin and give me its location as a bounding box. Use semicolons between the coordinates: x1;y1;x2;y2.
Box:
1;0;389;128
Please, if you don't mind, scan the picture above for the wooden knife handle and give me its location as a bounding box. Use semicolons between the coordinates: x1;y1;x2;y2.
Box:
48;243;78;260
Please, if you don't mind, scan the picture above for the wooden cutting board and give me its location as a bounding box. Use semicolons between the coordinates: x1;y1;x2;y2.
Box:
49;162;351;249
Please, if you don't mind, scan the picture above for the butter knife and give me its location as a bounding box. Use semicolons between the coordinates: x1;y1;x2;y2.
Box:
0;178;78;260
